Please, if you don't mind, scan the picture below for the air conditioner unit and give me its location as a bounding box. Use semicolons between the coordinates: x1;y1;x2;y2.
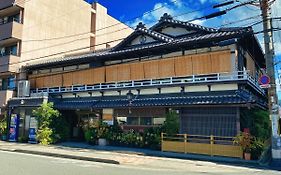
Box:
18;80;30;97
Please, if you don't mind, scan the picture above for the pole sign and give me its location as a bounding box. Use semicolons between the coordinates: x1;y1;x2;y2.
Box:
28;117;38;143
9;114;19;142
259;75;270;88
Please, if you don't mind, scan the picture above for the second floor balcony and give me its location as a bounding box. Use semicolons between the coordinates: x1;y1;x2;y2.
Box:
0;20;22;45
0;54;19;73
0;0;24;11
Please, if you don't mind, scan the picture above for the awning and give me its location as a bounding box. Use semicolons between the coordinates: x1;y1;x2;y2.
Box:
51;90;265;110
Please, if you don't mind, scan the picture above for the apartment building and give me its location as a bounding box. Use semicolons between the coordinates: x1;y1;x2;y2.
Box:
0;0;133;116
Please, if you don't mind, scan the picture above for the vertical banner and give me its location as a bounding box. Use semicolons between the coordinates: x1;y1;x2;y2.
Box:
9;114;19;142
28;117;38;143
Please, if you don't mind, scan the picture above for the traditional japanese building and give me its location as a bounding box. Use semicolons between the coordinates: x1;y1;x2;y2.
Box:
8;14;267;141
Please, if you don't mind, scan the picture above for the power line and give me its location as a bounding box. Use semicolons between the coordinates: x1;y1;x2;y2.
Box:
19;0;181;43
1;0;261;68
20;2;224;53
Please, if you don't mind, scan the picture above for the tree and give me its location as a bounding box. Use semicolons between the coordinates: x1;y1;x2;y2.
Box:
33;102;60;145
162;110;179;135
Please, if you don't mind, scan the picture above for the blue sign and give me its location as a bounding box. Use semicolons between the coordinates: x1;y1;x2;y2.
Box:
28;117;38;143
9;114;19;142
259;75;270;85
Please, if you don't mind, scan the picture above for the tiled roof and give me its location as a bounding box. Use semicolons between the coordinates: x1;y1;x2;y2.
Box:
151;13;217;32
25;27;252;69
52;90;259;110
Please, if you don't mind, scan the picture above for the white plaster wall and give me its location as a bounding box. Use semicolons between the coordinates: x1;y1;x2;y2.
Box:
211;84;238;91
185;85;209;92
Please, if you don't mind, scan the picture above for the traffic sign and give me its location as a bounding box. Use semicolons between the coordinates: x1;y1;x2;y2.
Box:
259;75;270;85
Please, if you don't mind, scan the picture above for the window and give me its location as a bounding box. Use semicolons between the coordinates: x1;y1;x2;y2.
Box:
0;45;18;57
140;118;152;125
0;13;20;25
8;76;15;89
127;117;139;125
0;76;15;90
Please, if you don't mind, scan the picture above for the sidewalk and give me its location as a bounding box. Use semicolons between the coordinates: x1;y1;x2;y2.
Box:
0;141;264;168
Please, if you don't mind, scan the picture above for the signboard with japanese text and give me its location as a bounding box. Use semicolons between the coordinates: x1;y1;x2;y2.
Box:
28;117;38;143
9;114;19;142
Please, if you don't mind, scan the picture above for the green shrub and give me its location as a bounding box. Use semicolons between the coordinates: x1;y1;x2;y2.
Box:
33;102;60;145
241;109;270;140
251;138;265;160
50;115;70;142
162;110;179;135
36;127;53;145
84;128;97;144
143;127;162;150
0;116;7;136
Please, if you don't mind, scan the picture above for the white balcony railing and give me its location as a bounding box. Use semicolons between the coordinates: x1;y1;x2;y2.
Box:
31;71;265;95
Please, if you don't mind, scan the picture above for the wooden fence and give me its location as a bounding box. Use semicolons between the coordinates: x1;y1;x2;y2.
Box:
161;133;243;158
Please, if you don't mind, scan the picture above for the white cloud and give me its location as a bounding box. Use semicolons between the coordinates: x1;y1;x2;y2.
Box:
127;0;203;28
199;0;207;4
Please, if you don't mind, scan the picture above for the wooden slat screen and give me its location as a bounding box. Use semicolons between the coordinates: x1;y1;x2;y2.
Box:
31;50;233;89
93;67;105;84
130;62;144;80
106;65;118;82
35;77;44;88
63;72;73;87
117;64;130;81
211;51;232;73
144;60;159;79
52;74;63;87
158;58;175;78
175;55;192;76
43;76;53;87
83;69;94;85
192;53;212;74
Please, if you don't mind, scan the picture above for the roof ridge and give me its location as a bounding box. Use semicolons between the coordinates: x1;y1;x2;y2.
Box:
136;27;174;43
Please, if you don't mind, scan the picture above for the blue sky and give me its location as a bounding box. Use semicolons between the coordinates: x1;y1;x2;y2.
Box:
85;0;281;96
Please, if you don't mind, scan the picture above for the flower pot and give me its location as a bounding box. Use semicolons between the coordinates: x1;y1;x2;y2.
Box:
98;138;107;146
244;152;251;160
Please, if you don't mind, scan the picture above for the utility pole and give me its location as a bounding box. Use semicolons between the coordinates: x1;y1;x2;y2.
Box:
260;0;281;167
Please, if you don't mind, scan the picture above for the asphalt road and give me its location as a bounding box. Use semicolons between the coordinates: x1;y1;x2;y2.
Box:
0;151;279;175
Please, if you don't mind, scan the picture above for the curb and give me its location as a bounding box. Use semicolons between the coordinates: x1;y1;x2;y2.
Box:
0;148;120;165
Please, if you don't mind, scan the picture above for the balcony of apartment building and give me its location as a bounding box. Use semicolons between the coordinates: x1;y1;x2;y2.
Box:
0;76;16;108
0;13;23;46
0;0;24;13
0;44;20;73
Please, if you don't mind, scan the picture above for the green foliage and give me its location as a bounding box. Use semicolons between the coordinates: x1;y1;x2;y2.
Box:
50;115;70;142
250;138;265;160
240;109;271;160
0;117;7;136
162;110;179;135
33;102;61;145
143;127;162;150
241;109;271;141
96;121;110;139
84;128;97;144
36;127;53;145
234;132;254;153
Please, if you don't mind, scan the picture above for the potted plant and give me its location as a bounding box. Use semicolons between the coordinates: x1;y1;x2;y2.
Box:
0;119;7;141
234;132;253;160
97;121;109;146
